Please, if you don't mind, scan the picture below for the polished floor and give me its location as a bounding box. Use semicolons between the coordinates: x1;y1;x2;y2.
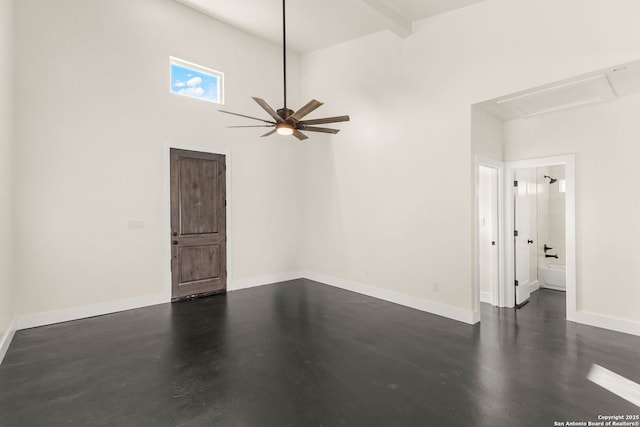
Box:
1;280;639;426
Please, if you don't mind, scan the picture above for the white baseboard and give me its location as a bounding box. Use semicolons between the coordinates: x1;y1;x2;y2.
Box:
480;291;492;304
0;318;17;365
8;275;639;344
303;271;478;325
230;272;305;291
13;273;306;332
16;293;167;331
541;284;566;292
575;311;640;337
529;280;540;293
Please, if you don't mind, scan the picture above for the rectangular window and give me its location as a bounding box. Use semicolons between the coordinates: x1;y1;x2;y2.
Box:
170;57;224;104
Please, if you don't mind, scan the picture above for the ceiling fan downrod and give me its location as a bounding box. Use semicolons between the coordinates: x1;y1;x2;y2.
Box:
282;0;288;113
218;0;350;140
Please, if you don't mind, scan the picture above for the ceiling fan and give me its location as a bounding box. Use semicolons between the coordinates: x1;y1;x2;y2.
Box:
219;0;350;140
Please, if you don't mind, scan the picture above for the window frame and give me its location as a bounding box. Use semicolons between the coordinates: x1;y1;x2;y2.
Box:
169;56;224;105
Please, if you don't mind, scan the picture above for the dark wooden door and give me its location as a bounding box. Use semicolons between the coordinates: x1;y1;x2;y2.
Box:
170;149;227;300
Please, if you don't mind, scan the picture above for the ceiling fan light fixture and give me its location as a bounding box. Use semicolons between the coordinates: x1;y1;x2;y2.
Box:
275;123;295;136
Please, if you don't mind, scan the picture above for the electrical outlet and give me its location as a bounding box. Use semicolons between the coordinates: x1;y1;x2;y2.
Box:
432;281;440;292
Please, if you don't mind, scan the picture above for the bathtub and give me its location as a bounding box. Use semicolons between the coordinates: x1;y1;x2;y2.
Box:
539;264;566;291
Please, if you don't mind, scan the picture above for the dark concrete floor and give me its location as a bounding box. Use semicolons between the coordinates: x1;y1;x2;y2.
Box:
1;279;639;426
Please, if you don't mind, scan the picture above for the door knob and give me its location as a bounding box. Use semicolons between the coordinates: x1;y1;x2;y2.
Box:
172;240;178;245
527;239;533;244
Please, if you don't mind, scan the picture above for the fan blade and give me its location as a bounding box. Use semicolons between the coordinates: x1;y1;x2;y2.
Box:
298;115;350;126
227;125;275;128
252;97;284;123
293;130;308;140
300;126;340;134
290;99;324;121
261;129;277;137
219;110;275;124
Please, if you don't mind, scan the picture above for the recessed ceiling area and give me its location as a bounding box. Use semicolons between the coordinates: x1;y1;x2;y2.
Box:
175;0;487;53
477;59;640;121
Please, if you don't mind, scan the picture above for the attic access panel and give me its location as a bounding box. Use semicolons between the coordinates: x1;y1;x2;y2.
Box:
497;74;615;117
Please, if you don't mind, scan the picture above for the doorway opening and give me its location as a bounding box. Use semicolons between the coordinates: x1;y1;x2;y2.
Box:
505;155;576;320
475;156;504;309
512;164;568;308
475;154;576;321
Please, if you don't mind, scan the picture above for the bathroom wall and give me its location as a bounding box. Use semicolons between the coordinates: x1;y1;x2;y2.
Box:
536;165;566;268
536;166;551;268
547;165;566;265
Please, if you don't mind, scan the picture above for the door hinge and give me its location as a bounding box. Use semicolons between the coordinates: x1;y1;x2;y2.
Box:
514;230;518;237
515;280;519;287
514;180;518;187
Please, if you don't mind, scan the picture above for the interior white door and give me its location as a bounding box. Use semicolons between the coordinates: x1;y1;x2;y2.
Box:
479;165;499;305
514;169;531;306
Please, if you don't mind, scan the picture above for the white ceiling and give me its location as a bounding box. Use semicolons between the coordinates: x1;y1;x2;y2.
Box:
175;0;486;53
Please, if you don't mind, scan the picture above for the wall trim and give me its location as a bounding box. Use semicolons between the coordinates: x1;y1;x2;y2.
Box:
575;311;640;337
230;272;305;291
10;272;480;336
303;271;479;325
15;293;167;331
0;318;17;365
8;275;639;342
480;291;492;304
11;272;305;333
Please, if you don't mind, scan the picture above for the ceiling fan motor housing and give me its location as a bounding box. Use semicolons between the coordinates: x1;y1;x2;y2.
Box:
277;108;295;121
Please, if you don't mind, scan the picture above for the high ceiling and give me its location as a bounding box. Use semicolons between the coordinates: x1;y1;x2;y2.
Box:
175;0;486;53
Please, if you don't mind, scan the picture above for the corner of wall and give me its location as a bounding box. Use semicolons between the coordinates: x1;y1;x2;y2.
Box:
0;318;16;365
303;271;479;325
0;0;15;365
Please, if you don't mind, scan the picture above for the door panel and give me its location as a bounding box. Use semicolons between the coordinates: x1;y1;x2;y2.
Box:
515;169;531;307
171;149;226;300
479;165;499;306
179;245;220;283
179;158;219;235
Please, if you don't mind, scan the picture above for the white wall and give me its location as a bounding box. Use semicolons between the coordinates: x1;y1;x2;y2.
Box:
0;0;14;344
471;106;504;161
299;0;640;318
505;94;640;323
12;0;304;318
0;0;14;343
8;0;640;331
